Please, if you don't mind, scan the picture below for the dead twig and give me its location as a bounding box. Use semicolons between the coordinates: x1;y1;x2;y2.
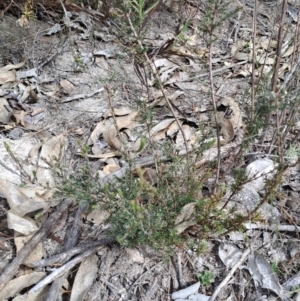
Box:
0;198;73;291
46;204;86;301
193;60;247;79
243;223;300;232
208;42;221;193
59;88;104;103
30;248;98;293
251;0;258;121
125;12;190;170
208;247;251;301
26;237;115;268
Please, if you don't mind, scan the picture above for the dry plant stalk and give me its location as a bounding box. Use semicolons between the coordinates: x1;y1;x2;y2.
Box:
125;12;191;168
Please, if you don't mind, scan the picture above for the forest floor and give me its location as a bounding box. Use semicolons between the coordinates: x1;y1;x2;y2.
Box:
0;0;300;300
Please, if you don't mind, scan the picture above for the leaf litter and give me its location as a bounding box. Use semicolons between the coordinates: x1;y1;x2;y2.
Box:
0;1;299;301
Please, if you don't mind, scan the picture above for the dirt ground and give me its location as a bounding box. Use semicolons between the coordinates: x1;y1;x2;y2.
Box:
0;0;300;300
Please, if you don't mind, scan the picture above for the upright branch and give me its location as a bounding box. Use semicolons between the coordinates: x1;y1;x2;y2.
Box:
251;0;258;122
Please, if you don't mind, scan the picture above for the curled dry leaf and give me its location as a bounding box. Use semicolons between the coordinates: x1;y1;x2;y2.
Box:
88;119;114;145
39;132;68;168
218;244;243;269
165;71;190;85
231;40;246;58
176;124;193;146
150;119;175;136
174;202;197;234
216;112;234;143
21;86;38;103
0;97;11;124
167;120;181;137
12;110;30;127
103;164;120;175
218;97;243;131
115;111;139;129
60;79;75;94
30;108;45;116
246;158;276;192
247;253;288;298
103;126;121;150
88;111;138;148
104;106;133;118
0;179;49;216
175;202;196;225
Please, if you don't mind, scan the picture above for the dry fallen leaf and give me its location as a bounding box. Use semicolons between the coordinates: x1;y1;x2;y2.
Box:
60;79;75;94
103;126;122;150
15;235;43;265
39;132;68;167
7;211;39;236
70;255;98;301
88;119;114;145
0;69;16;84
16;14;30;28
86;210;110;224
0;97;11;124
12;110;30;127
176;124;193;146
0;272;46;300
216;112;234;143
104;107;133;118
103;164;120;174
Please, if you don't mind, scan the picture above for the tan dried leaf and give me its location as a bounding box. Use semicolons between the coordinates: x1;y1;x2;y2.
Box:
86;210;110;224
176;124;193;145
0;69;16;84
115;111;138;129
30;108;45;116
175;202;196;225
88;119;114;145
16;15;30;28
174;202;197;234
0;272;46;300
60;79;75;94
7;212;38;235
12;110;30;127
39;133;68;167
103;164;120;175
218;97;243;129
103;126;121;150
142;168;158;185
282;45;295;58
0;97;11;124
150;119;175;136
104;107;133;118
216;112;234;143
15;235;43;264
